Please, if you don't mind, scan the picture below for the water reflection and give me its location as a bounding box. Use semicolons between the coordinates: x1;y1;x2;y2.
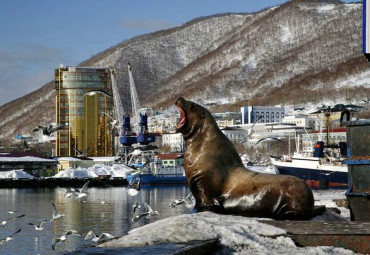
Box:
0;185;191;254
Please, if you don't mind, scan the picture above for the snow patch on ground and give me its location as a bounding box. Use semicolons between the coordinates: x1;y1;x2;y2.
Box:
280;25;293;43
316;4;335;13
53;164;129;178
0;170;35;179
100;211;354;254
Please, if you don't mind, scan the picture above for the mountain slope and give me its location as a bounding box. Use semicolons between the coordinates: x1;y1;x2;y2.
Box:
0;0;369;142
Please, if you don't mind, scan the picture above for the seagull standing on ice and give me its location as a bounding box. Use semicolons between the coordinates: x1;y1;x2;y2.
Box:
84;231;114;242
50;202;65;222
52;230;82;250
1;214;25;228
28;220;48;231
0;229;21;245
132;202;161;222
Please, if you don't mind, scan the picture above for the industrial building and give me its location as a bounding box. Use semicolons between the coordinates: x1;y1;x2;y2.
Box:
55;66;114;157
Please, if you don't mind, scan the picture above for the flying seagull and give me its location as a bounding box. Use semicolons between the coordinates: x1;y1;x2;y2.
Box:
0;229;21;245
52;230;82;250
239;116;262;144
81;90;112;100
57;186;75;198
253;137;285;147
73;147;90;157
100;112;119;130
1;214;25;228
50;202;65;222
28;220;48;231
133;202;142;213
132;202;161;222
74;181;90;202
84;231;114;242
128;175;142;197
169;193;194;208
32;123;64;136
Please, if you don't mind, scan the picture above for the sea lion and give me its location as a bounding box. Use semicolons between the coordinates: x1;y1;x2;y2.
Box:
175;97;314;220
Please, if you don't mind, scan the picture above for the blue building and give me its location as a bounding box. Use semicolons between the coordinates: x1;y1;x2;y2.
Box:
240;106;285;124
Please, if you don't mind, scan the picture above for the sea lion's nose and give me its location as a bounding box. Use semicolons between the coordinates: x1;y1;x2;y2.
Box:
175;97;184;105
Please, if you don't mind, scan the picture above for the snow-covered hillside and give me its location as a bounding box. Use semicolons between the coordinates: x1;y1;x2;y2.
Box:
0;0;369;141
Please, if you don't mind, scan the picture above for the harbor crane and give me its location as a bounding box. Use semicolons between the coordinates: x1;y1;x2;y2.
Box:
109;63;155;162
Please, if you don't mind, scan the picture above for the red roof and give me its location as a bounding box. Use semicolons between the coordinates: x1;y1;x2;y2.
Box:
157;153;184;160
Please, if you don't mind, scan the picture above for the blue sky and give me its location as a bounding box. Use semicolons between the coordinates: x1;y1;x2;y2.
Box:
0;0;359;106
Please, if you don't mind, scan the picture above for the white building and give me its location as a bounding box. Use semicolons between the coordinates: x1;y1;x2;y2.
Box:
221;127;248;143
162;133;185;152
148;116;180;134
241;106;285;125
212;112;241;128
282;115;315;128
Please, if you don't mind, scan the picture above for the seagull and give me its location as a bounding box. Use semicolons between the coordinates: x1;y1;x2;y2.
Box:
52;230;82;250
81;90;112;100
100;200;110;205
32;123;64;136
0;229;21;245
169;193;194;208
1;214;25;228
253;137;285;147
57;186;75;198
100;112;118;130
84;231;114;242
7;210;15;214
28;220;48;231
132;202;161;222
73;147;90;157
50;202;65;222
239;116;262;144
247;116;262;137
133;202;141;213
74;181;90;202
128;176;141;197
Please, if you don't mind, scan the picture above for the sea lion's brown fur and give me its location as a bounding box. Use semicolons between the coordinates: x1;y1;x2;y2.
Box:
175;97;314;220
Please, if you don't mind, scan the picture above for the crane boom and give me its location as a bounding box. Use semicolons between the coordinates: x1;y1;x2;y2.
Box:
110;68;124;136
128;63;141;134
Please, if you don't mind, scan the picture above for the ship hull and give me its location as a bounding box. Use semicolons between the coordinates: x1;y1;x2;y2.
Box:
271;157;348;188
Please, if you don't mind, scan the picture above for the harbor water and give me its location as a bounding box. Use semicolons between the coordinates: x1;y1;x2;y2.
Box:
0;185;191;255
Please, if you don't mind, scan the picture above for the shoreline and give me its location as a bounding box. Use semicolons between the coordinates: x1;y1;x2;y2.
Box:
0;177;127;188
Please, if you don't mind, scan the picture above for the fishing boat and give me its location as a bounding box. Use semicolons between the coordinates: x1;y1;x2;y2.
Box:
270;141;348;188
125;149;187;185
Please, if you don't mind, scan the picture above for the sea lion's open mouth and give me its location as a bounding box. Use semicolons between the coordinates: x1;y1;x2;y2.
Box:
176;106;186;130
